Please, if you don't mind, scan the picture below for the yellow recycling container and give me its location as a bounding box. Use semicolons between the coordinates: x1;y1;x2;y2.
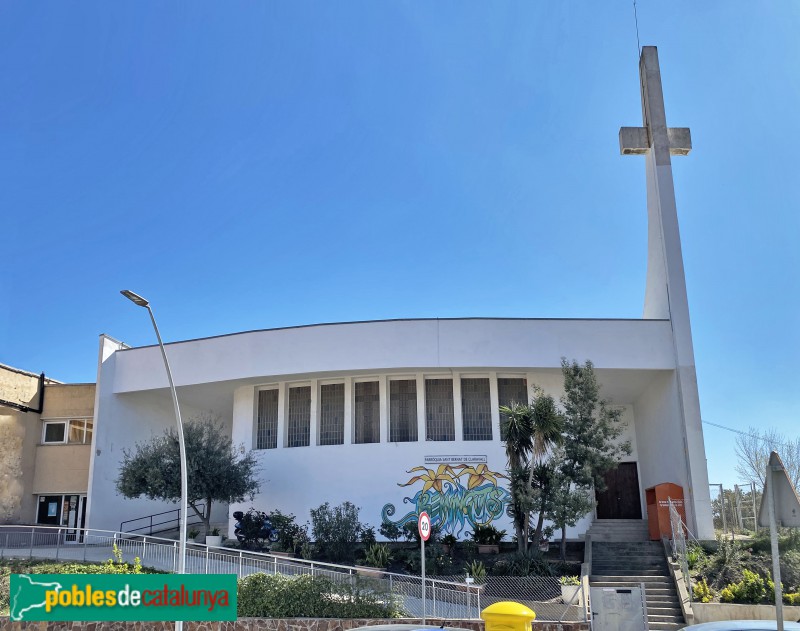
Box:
481;601;536;631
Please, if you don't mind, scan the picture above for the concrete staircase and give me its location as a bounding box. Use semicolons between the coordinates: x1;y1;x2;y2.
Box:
587;518;650;542
591;540;685;631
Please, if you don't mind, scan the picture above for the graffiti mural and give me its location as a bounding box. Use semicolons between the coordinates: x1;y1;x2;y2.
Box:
381;461;510;537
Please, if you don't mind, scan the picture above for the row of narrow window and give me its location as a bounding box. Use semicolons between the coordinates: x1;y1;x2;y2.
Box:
255;377;527;450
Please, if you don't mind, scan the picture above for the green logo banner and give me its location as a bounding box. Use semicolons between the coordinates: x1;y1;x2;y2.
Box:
10;574;237;621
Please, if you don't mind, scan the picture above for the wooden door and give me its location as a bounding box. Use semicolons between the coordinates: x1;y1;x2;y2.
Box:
596;462;642;519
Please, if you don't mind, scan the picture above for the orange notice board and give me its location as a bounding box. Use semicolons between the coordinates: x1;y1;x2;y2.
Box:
645;483;686;540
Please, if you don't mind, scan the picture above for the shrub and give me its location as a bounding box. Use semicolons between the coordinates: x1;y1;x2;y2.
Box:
467;560;487;582
687;544;705;570
441;534;457;547
471;524;505;545
405;544;452;575
693;578;713;603
268;510;308;554
784;592;800;606
719;569;768;604
237;573;404;618
364;544;392;569
560;575;580;586
310;501;363;563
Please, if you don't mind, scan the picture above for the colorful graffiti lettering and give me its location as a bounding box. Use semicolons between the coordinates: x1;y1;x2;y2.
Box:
381;463;510;537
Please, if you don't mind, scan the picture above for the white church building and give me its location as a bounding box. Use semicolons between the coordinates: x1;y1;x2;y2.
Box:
86;47;715;541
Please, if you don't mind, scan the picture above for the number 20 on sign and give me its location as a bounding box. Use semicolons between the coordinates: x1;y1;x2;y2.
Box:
418;512;431;541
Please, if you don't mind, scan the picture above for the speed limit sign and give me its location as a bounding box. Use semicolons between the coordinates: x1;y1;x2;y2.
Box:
418;511;431;541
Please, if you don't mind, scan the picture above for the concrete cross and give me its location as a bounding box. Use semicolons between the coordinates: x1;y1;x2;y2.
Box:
619;47;691;162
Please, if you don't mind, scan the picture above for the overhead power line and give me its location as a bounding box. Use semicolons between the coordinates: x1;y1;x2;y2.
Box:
702;419;796;450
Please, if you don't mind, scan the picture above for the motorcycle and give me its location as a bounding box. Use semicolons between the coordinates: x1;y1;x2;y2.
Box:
233;509;279;549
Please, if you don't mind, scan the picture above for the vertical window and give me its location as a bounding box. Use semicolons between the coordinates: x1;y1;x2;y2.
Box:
461;378;492;441
425;379;455;441
498;377;528;440
390;380;418;442
287;386;311;448
354;381;380;444
319;383;345;446
257;389;279;449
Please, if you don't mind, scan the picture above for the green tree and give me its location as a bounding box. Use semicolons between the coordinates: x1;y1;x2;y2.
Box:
545;448;595;561
559;358;631;493
116;419;260;535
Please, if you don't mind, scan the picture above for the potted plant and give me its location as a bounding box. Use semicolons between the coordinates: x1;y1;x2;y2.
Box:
187;527;200;543
206;527;223;547
358;543;392;578
472;524;505;554
560;575;582;605
441;534;457;555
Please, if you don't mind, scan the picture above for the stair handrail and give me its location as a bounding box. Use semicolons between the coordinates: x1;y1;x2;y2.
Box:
119;503;205;535
667;497;703;602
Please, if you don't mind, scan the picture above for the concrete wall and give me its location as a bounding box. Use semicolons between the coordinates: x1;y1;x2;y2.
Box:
111;318;677;393
88;337;231;533
89;319;713;540
42;383;95;418
692;602;800;623
32;445;91;494
0;365;43;524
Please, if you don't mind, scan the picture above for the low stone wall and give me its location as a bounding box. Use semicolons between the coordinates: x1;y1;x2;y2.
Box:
0;617;591;631
692;602;800;623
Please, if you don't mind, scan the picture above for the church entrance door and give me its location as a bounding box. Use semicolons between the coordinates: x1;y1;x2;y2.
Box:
596;462;642;519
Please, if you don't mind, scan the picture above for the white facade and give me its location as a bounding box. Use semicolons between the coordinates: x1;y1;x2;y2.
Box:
87;317;713;540
86;46;716;541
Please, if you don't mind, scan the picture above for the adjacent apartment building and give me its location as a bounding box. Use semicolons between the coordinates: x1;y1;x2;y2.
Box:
0;363;94;534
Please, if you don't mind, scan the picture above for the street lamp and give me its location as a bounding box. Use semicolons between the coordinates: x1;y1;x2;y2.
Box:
120;290;189;585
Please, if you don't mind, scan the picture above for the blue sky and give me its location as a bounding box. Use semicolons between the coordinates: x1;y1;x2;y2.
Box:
1;2;798;487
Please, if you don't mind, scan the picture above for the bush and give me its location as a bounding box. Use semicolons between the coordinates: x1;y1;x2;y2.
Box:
268;510;308;554
364;544;392;569
687;544;705;570
471;524;505;545
720;569;768;604
467;560;486;582
784;592;800;606
405;544;452;576
693;578;713;603
237;573;404;618
310;501;363;563
491;552;552;577
0;556;164;616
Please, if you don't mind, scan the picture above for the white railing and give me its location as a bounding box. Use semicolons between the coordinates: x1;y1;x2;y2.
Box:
0;525;490;619
0;524;587;621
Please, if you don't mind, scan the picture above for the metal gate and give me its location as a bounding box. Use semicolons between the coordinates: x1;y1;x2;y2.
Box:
590;586;648;631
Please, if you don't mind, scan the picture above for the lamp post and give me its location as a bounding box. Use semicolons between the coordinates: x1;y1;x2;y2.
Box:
121;290;188;629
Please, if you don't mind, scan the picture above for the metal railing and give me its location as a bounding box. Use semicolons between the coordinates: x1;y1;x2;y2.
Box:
0;525;555;620
119;503;206;536
668;498;694;601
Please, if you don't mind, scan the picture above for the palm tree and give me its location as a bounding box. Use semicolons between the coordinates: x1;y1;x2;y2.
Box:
526;390;564;550
499;402;534;553
500;389;564;554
